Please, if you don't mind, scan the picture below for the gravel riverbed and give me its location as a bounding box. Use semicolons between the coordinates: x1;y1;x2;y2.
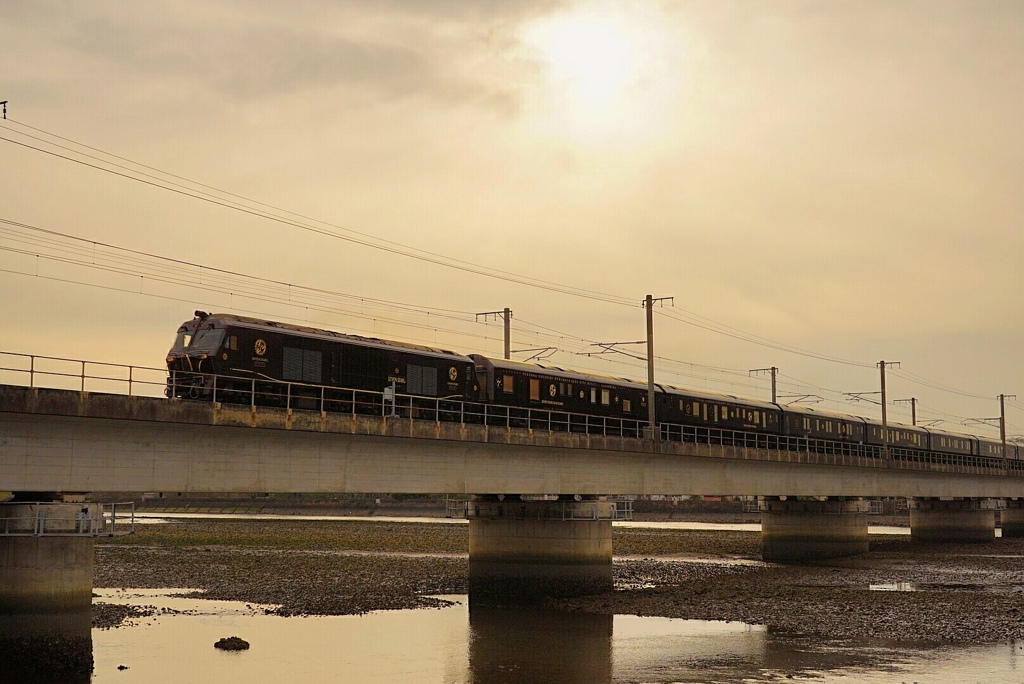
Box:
93;518;1024;643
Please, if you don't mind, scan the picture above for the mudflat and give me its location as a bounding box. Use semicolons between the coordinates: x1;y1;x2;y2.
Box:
93;519;1024;643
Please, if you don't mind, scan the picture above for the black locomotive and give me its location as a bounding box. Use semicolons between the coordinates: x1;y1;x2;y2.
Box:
166;311;1019;464
166;311;476;415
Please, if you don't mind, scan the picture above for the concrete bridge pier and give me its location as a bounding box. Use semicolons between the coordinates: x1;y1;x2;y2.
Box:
909;498;1001;542
0;501;101;681
760;497;870;563
467;495;618;604
1000;500;1024;538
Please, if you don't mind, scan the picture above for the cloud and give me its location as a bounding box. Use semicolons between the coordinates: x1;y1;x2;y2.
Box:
1;1;561;112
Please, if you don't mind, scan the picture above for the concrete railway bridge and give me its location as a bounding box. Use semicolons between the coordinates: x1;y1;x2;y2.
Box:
3;380;1024;649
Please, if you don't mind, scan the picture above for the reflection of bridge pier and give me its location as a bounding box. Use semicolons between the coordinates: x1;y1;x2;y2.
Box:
469;603;613;682
467;495;625;602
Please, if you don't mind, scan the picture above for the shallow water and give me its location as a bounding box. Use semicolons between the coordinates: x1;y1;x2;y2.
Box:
90;590;1024;683
134;512;916;535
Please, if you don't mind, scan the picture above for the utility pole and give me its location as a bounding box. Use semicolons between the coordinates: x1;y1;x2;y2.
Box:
894;398;917;426
750;367;778;403
643;294;673;440
476;308;512;360
1000;394;1017;458
878;360;900;459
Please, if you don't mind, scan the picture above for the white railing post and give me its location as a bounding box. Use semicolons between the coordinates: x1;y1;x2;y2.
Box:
81;361;86;391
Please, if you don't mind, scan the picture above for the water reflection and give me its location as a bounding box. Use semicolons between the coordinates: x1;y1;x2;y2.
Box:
88;590;1024;683
0;634;91;684
469;605;613;682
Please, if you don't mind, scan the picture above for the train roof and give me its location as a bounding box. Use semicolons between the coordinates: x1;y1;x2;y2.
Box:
188;313;473;362
923;425;980;439
861;416;928;434
660;385;778;411
470;355;648;390
778;403;868;423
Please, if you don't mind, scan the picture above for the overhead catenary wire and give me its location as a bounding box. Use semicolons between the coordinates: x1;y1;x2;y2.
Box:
0;120;1011;419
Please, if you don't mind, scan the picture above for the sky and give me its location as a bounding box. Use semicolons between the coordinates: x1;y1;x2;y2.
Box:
1;0;1022;438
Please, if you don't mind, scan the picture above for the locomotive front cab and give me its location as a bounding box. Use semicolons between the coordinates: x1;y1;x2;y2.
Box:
165;311;226;399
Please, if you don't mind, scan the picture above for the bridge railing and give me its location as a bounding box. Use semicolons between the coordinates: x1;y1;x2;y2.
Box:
0;351;167;397
3;351;1015;476
165;368;653;439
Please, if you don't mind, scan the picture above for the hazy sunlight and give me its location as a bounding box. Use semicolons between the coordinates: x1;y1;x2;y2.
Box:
520;2;688;145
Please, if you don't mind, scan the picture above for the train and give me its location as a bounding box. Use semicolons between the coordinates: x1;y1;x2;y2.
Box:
165;311;1019;465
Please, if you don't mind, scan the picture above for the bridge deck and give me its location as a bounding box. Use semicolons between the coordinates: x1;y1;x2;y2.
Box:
1;385;1021;497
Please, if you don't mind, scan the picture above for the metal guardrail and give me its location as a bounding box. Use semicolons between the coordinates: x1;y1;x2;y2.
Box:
165;368;654;439
0;502;135;537
0;351;166;397
1;350;1017;477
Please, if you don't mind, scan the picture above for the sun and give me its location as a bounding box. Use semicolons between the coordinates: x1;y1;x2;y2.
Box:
524;10;637;109
519;3;685;143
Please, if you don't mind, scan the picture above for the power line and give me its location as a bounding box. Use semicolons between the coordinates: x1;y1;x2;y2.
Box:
0;122;636;306
0;120;1012;411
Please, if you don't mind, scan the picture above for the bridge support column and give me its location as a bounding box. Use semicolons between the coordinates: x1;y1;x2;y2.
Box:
909;498;1001;542
760;497;869;563
467;496;617;604
0;502;101;681
1001;500;1024;538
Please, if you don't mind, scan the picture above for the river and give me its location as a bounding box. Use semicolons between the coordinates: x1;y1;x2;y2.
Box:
90;589;1024;683
82;515;1020;682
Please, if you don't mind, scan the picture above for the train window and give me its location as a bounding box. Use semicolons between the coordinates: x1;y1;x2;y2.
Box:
502;375;514;393
530;379;540;401
559;383;565;396
590;388;597;404
623;399;631;412
601;389;611;406
567;384;572;397
803;418;810;431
